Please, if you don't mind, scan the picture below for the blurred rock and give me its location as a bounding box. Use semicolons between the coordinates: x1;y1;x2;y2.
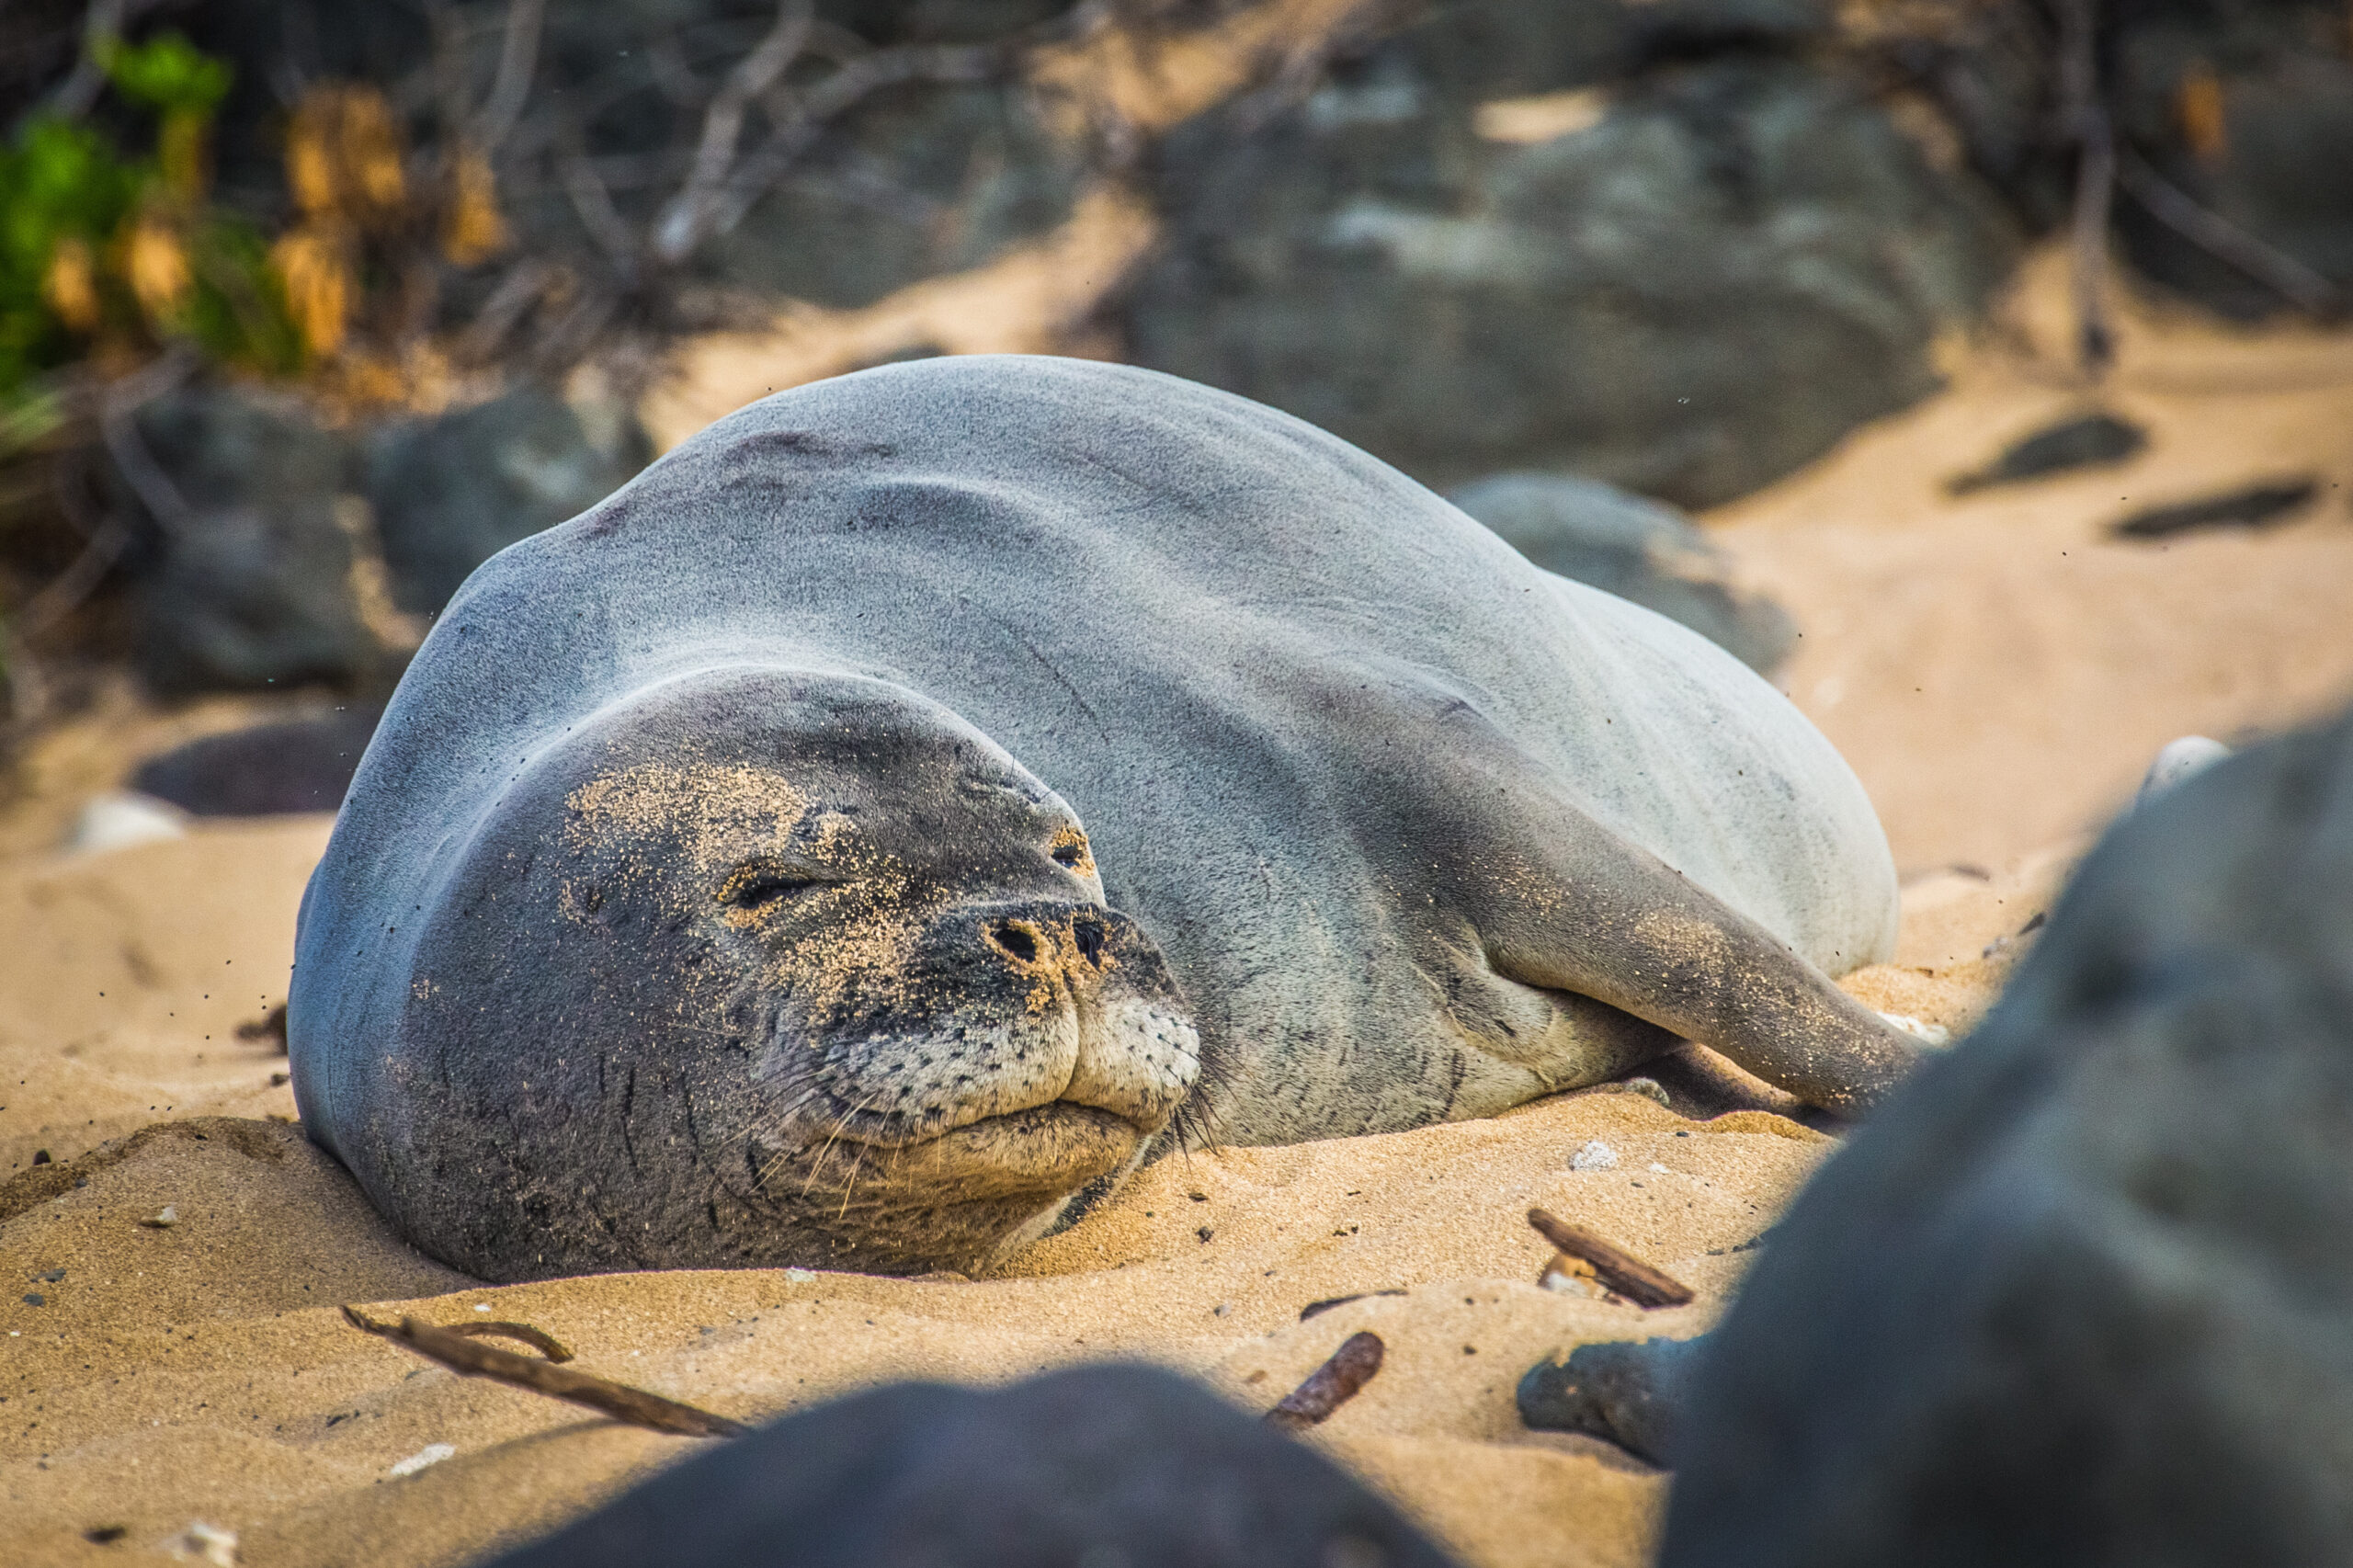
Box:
2137;733;2230;805
1661;707;2353;1567
2110;476;2318;541
1449;472;1796;671
1128;8;2018;507
714;79;1089;311
130;706;384;817
118;387;374;696
2109;0;2353;320
1518;1333;1702;1466
365;387;651;616
1887;0;2353;321
63;791;190;857
1945;412;2148;495
483;1362;1460;1568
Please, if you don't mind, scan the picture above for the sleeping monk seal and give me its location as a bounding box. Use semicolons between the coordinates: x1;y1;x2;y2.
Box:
288;355;1920;1280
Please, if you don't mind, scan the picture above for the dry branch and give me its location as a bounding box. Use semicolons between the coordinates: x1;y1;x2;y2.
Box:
1526;1208;1696;1310
2055;0;2114;372
343;1307;747;1438
1266;1330;1384;1430
655;0;817;261
473;0;550;150
2116;146;2342;317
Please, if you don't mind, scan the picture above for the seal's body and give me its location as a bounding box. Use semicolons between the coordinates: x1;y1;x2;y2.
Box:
291;357;1913;1279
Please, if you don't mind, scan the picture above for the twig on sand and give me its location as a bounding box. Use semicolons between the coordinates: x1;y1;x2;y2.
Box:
1299;1289;1406;1322
342;1306;746;1437
1266;1330;1384;1430
1526;1209;1696;1310
436;1320;577;1361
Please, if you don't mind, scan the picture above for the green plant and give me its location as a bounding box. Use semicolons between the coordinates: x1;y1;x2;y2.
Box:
0;30;300;432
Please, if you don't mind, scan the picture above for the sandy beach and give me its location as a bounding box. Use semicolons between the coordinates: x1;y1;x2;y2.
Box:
5;249;2351;1566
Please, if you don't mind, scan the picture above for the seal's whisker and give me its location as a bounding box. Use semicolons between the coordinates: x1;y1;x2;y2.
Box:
834;1141;875;1221
801;1091;885;1198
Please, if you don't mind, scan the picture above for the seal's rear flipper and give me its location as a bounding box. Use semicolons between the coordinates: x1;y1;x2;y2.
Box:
1635;1042;1824;1125
1386;721;1924;1117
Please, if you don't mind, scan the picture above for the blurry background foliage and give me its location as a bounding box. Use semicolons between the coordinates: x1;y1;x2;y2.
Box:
1;32;299;431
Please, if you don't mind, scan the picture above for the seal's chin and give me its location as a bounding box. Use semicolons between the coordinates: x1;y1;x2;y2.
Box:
745;1098;1161;1274
835;1100;1147;1198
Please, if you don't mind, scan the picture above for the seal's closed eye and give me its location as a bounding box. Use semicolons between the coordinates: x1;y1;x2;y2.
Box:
1051;842;1086;869
721;866;827;909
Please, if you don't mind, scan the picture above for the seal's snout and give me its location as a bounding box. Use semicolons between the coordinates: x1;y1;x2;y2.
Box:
984;917;1042;964
784;895;1199;1155
1071;912;1107;966
983;911;1108;971
955;897;1199;1129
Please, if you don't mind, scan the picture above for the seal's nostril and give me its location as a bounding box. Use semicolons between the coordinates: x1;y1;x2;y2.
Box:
1072;916;1106;966
988;921;1040;963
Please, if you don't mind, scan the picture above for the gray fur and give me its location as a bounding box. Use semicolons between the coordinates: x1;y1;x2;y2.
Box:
290;356;1913;1279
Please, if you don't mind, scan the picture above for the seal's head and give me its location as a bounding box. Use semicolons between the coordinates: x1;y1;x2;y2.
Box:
363;667;1199;1279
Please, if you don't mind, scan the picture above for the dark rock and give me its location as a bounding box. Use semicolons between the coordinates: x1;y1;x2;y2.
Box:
1449;473;1796;671
118;388;375;696
130;706;384;816
2110;477;2319;540
714;79;1088;312
1518;1334;1704;1466
365;387;650;616
1890;0;2353;320
1945;412;2149;494
1661;706;2353;1567
2109;2;2353;320
482;1362;1461;1568
1127;17;2018;507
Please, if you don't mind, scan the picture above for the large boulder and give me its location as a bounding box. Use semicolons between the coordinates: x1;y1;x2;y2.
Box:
483;1363;1460;1568
1660;706;2353;1567
1449;472;1796;671
364;386;650;616
1125;2;2018;506
117;386;374;695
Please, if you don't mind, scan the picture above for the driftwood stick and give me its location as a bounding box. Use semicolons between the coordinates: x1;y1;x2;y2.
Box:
1266;1331;1383;1430
1527;1209;1696;1310
437;1320;576;1361
342;1307;746;1438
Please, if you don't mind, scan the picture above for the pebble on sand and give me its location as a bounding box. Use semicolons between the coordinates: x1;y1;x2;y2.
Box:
389;1444;458;1480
